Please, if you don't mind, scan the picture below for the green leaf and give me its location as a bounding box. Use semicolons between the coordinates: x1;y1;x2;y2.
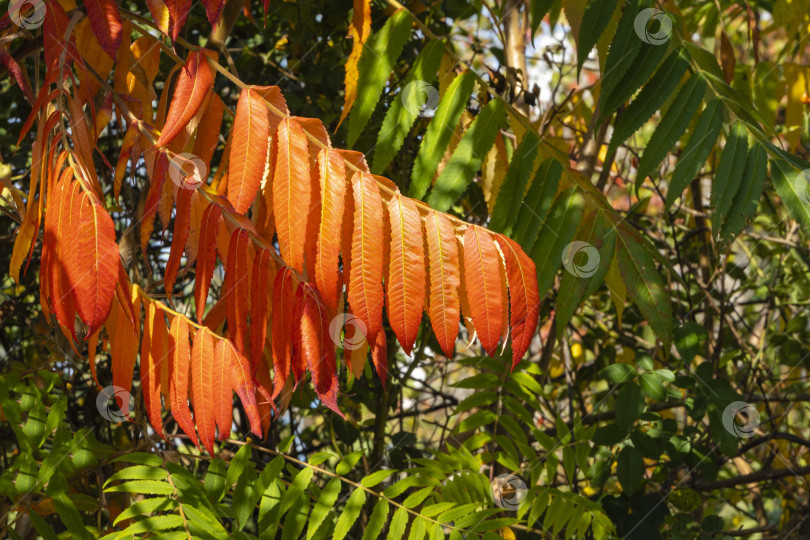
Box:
232;458;260;529
592;424;628;445
599;0;642;104
408;516;427;540
114;497;176;525
282;494;310;540
711;122;749;240
384;476;423;498
531;188;586;298
666;98;724;210
490;131;540;234
373;40;445;174
636;74;707;189
106;480;174;495
602;38;674;126
361;469;398;489
455;410;496;433
615;227;673;347
204;459;228;502
615;383;644;430
555;210;616;337
47;474;93;540
337;451;364;475
512;158;562;251
455;390;498;414
606;50;690;156
409;71;476;200
362;499;390;540
307;478;342;540
674;322;707;363
346;9;413;147
387;507;409;540
717;143;767;249
226;445;252;488
183;503;230;538
334;488;366;540
403;485;434;508
426;99;504;211
616;446;644;494
531;0;556;37
577;0;620;75
601;363;636;384
279;467;314;519
639;372;665;401
105;465;168;486
119;515;186;536
772;159;810;230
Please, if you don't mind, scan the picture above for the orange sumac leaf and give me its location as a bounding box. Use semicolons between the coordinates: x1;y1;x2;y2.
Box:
192;93;224;168
157;50;214;147
141;151;169;256
67;189;119;337
314;148;346;314
224;229;251;353
348;172;385;343
43;0;79;69
292;282;336;395
462;226;505;356
169;316;198;446
83;0;123;58
228;87;270;214
229;340;263;437
272;117;310;272
195;203;221;321
213;338;234;440
110;292;140;416
425;211;460;357
166;0;191;42
371;329;387;388
271;266;297;397
164;187;193;299
191;325;217;454
250;248;275;372
203;0;226;26
142;302;168;437
496;235;540;369
386;194;425;355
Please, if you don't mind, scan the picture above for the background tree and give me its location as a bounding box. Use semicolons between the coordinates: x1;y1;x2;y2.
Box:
2;0;810;538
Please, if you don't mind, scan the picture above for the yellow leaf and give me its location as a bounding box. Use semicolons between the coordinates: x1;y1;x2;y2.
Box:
338;0;372;127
